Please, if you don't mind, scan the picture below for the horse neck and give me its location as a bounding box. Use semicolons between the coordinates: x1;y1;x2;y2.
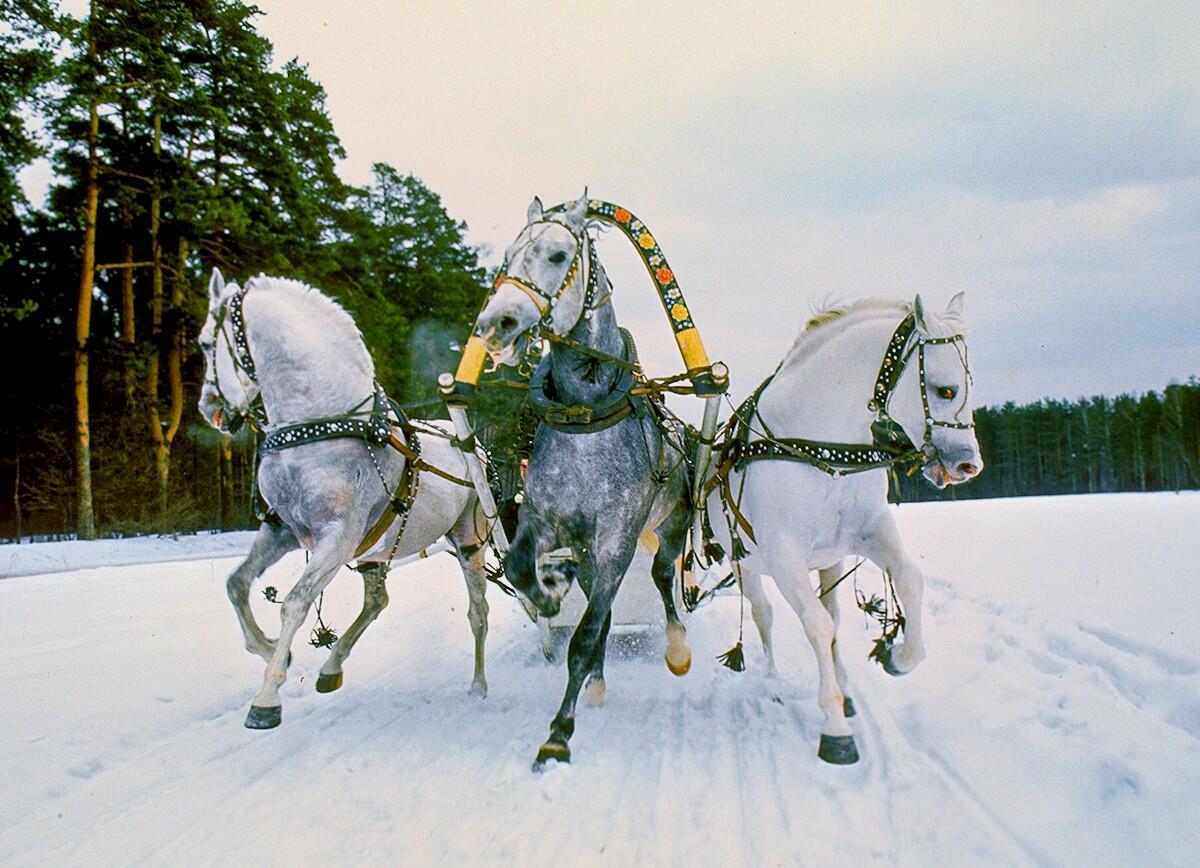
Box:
547;264;625;405
243;292;376;424
757;311;901;443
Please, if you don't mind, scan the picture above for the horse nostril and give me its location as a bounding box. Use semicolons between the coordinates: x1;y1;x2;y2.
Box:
957;462;978;476
499;315;517;332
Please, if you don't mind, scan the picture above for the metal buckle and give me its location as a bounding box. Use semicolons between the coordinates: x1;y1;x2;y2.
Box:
547;405;593;425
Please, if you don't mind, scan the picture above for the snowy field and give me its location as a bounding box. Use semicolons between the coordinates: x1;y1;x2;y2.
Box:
1;492;1197;867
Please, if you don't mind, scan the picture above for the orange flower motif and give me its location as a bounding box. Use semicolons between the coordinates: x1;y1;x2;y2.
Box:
614;208;631;223
656;267;673;285
670;303;689;322
638;232;655;249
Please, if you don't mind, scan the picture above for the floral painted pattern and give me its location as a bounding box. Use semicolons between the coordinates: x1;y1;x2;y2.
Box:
554;199;695;333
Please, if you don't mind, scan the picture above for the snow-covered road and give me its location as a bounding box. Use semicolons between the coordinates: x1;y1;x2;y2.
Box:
1;493;1197;866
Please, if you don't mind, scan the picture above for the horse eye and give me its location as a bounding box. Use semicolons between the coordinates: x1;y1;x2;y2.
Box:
937;386;957;400
548;250;567;265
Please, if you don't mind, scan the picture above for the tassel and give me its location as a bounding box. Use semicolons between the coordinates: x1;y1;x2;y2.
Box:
704;540;725;563
310;625;339;649
718;642;745;672
683;549;695;573
730;533;748;561
683;584;701;612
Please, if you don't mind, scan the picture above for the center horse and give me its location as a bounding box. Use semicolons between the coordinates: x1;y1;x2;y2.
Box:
198;270;492;729
706;294;983;764
473;195;694;769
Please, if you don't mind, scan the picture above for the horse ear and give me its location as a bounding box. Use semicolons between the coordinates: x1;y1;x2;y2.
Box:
563;191;589;231
912;294;931;334
527;196;544;223
208;268;225;306
945;291;966;319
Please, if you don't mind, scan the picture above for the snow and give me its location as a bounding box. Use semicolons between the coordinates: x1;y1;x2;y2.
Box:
0;492;1197;866
0;531;258;579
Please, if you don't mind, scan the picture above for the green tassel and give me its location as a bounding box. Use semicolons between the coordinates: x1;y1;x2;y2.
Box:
683;549;695;572
310;625;339;649
683;584;701;611
730;533;749;561
718;641;745;672
704;540;725;563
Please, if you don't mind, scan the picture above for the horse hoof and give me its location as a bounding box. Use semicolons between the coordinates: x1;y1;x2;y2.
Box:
244;705;282;730
315;671;343;693
817;734;859;765
533;741;571;772
665;647;692;676
468;681;488;699
843;696;856;718
878;645;907;677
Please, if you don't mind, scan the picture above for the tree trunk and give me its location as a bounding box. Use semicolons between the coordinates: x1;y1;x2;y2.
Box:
74;22;100;540
13;434;22;542
220;436;234;530
121;203;136;407
145;110;170;518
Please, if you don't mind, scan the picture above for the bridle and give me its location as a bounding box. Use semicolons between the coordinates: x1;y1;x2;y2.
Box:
868;313;974;459
201;284;265;433
490;218;609;337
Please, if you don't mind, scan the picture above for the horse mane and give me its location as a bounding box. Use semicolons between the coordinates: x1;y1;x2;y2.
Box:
782;296;967;371
243;274;375;376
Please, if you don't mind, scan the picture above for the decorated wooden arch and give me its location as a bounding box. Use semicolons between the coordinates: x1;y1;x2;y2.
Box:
449;199;727;400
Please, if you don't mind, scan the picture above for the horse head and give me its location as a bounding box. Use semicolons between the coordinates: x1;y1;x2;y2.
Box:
889;292;983;488
474;193;591;367
197;268;261;433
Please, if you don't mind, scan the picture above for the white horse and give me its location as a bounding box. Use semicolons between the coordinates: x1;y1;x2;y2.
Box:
708;294;983;764
198;269;492;729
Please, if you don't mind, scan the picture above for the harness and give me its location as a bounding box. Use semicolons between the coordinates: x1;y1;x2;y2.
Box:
708;313;973;542
205;288;473;562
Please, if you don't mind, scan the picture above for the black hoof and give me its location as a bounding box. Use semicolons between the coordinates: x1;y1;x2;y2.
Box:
244;704;281;730
532;740;571;772
843;696;856;718
818;734;859;765
315;671;343;693
875;644;907;677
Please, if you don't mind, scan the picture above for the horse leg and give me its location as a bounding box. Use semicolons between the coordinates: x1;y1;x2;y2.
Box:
762;531;858;764
652;510;691;676
743;567;777;676
859;511;926;675
818;560;854;716
583;610;613;707
314;562;389;694
534;555;627;770
226;521;299;662
244;526;356;729
458;544;490;698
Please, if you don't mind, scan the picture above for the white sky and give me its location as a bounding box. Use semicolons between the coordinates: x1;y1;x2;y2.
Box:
27;0;1200;406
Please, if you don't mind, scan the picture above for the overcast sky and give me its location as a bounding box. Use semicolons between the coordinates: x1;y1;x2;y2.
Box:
30;1;1200;407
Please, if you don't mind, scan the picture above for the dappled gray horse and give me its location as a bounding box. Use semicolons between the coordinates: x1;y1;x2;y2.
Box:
475;195;693;769
198;270;491;729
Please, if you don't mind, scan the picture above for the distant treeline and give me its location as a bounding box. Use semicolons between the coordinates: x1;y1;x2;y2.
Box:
895;379;1200;502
